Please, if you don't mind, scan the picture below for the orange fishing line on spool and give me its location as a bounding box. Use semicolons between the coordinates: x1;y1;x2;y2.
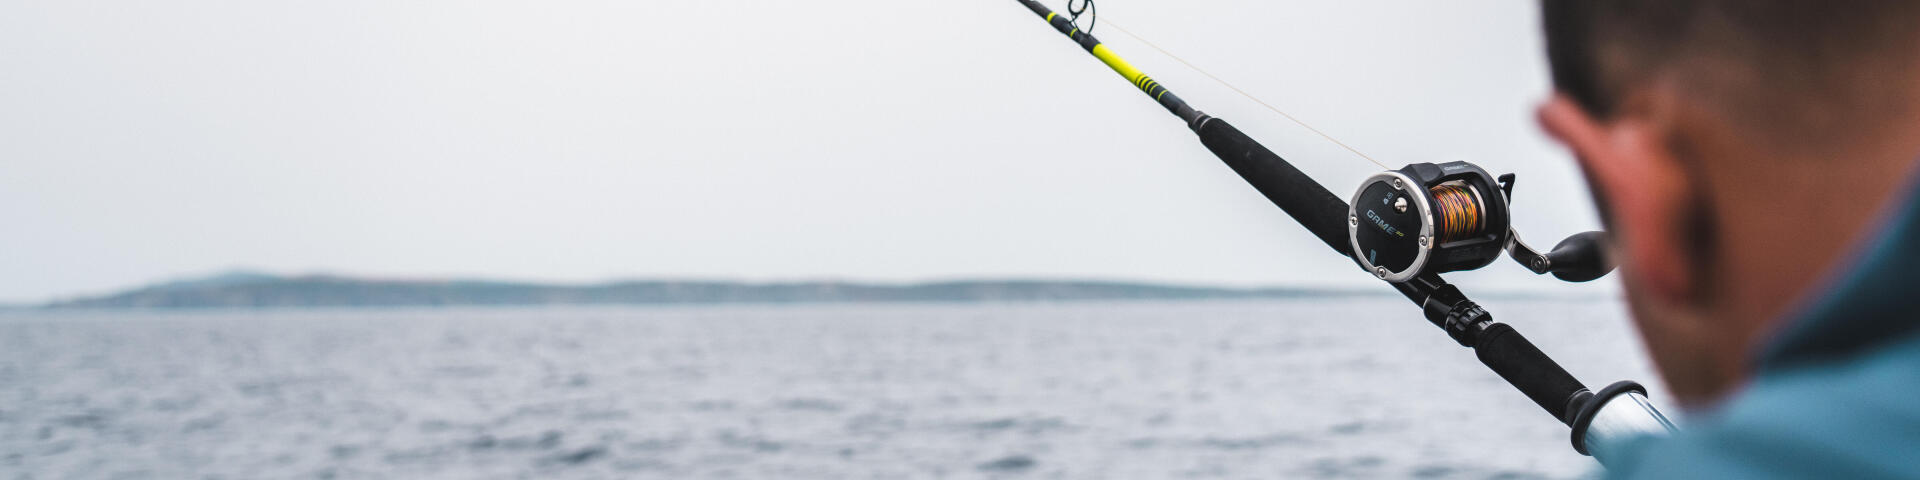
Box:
1430;184;1485;243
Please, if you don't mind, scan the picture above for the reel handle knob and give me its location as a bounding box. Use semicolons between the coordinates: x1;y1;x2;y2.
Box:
1546;231;1614;282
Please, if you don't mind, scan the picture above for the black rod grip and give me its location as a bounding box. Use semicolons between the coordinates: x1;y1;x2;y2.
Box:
1194;117;1353;257
1473;322;1590;425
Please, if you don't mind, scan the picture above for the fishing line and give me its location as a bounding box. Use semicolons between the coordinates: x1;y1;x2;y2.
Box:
1430;183;1487;242
1099;15;1391;170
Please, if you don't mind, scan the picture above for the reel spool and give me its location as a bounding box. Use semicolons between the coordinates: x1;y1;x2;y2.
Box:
1348;162;1511;282
1348;161;1617;283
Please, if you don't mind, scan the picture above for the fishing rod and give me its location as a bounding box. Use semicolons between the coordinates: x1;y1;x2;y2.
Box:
1011;1;1674;465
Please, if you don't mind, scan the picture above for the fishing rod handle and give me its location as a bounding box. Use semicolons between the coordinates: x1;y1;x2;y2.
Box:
1471;322;1591;425
1194;117;1353;255
1414;279;1588;424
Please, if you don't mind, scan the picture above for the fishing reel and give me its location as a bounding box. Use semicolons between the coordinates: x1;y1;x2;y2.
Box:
1347;161;1614;283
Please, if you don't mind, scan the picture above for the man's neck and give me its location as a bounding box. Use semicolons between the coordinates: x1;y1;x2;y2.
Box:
1700;127;1920;370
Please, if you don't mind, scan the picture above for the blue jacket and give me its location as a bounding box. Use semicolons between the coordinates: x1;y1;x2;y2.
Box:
1603;180;1920;478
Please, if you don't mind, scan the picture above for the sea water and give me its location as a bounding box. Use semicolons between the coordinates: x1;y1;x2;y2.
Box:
0;299;1659;479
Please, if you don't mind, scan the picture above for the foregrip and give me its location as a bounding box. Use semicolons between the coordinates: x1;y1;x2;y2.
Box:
1473;322;1590;425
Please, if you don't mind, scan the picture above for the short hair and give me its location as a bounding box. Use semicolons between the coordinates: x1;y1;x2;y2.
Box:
1540;0;1919;137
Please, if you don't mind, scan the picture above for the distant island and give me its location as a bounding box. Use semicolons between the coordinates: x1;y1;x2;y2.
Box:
45;271;1395;309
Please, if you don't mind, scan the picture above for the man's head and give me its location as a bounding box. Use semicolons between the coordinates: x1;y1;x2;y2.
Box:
1536;0;1920;407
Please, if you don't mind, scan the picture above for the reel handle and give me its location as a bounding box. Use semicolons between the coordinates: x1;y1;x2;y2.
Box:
1508;230;1615;282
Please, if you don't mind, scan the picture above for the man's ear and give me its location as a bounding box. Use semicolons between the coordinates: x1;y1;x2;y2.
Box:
1537;93;1699;306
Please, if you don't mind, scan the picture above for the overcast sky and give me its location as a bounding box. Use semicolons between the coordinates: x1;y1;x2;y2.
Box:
0;1;1610;303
